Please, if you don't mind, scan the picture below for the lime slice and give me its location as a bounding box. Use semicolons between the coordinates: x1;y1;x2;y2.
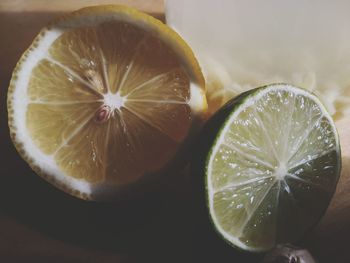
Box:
200;84;341;252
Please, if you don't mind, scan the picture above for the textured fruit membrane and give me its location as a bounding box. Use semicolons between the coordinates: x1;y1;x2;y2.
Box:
210;89;339;250
26;21;191;184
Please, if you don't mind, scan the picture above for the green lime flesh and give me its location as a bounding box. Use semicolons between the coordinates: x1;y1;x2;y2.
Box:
199;84;341;252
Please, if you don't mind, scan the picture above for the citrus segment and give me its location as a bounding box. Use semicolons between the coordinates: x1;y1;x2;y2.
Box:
103;107;179;184
26;102;100;155
28;59;102;103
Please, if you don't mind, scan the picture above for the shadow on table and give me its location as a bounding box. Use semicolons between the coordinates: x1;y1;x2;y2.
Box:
0;85;261;263
302;155;350;263
0;124;261;263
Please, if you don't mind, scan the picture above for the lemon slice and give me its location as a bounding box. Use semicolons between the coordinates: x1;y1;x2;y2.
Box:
8;5;207;200
195;84;341;252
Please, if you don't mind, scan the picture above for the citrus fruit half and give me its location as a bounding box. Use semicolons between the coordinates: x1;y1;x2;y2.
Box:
196;84;341;252
7;5;206;200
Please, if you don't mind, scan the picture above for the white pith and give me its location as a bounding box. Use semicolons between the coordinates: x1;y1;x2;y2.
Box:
104;92;125;110
206;84;340;252
10;13;205;199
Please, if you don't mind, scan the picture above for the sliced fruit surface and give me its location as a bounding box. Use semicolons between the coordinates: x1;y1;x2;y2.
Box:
8;5;206;200
205;84;341;252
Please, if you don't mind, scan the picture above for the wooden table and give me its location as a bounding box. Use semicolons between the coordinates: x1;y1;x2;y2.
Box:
0;1;349;262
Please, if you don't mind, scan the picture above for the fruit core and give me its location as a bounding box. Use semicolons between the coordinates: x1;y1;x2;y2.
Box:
95;92;125;123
